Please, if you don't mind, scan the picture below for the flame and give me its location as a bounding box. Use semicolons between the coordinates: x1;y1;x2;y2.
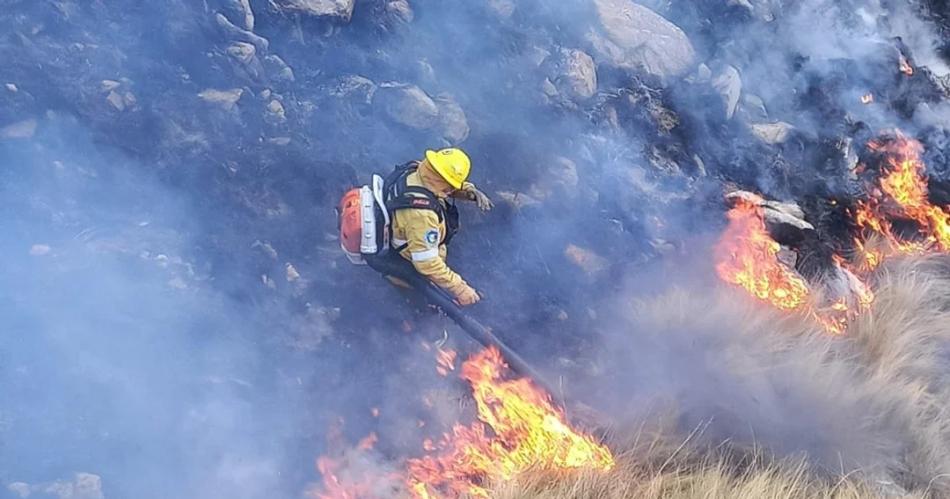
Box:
861;93;874;104
714;198;874;334
899;55;914;76
858;134;950;254
406;346;614;498
315;436;400;499
314;347;613;499
714;196;810;311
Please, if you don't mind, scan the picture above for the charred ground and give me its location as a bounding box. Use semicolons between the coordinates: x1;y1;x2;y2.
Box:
4;0;950;497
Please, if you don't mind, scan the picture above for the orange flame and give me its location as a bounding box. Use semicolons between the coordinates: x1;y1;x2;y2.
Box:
314;347;614;499
714;198;874;334
858;134;950;254
406;346;614;498
714;196;810;311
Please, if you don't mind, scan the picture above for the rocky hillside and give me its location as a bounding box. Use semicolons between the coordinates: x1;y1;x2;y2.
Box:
5;0;950;497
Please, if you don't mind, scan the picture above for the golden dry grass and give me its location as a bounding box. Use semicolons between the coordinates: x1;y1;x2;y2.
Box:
488;255;950;499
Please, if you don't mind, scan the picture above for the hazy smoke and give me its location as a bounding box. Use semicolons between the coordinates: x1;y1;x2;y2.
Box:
4;0;950;496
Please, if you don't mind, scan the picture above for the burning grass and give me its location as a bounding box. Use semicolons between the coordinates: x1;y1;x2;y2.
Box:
488;255;950;499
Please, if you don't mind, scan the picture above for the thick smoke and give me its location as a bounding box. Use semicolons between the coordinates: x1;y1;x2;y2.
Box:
4;0;950;497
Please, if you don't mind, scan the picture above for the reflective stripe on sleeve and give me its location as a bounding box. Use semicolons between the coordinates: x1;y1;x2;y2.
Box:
392;237;408;248
410;247;440;262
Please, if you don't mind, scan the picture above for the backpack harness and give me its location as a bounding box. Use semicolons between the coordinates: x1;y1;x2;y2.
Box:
338;161;459;264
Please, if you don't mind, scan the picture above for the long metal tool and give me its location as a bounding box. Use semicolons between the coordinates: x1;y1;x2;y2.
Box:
366;256;560;397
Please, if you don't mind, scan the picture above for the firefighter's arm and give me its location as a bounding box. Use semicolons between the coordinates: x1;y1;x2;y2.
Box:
404;211;473;298
451;182;493;211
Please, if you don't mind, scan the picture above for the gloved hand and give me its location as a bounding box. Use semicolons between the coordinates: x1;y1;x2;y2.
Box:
455;285;481;307
463;183;494;212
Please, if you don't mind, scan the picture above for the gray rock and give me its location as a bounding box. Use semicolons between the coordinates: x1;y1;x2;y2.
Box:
486;0;516;19
750;121;795;145
374;84;439;130
551;49;598;100
530;156;580;200
226;41;257;65
331;75;377;105
435;95;469;144
274;0;355;22
738;93;769;122
0;119;37;139
725;190;813;233
384;0;413;25
588;0;696;83
215;13;269;52
264;54;295;83
218;0;255;30
265;99;287;124
712;65;741;119
198;88;244;110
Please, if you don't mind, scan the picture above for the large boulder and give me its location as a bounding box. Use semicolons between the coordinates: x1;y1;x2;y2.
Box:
434;95;470;144
548;48;598;101
588;0;696;83
712;65;742;120
274;0;355;22
374;83;439;130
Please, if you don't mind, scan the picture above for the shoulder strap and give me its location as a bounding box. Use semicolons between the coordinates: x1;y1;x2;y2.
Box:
382;161;444;222
387;186;444;222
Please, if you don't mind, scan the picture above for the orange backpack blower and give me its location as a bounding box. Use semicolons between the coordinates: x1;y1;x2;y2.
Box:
337;176;389;264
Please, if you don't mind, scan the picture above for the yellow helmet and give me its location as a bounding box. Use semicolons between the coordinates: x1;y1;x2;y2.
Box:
425;148;471;189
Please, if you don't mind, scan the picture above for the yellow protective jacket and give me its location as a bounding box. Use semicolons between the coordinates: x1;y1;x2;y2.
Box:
391;170;471;297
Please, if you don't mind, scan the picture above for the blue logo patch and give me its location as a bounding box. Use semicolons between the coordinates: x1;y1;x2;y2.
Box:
425;229;439;246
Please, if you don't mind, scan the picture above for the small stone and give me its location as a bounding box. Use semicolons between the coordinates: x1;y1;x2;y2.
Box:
265;99;287;124
0;119;37;139
252;240;279;259
29;244;51;256
286;263;301;282
100;80;120;92
486;0;516;18
739;94;769;121
274;0;356;22
226;41;256;65
385;0;413;24
565;244;609;274
198;88;244;110
750;121;795;145
106;91;125;111
264;55;295;83
215;13;269;52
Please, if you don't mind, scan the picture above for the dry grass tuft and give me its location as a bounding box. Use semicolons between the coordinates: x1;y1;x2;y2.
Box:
488;255;950;499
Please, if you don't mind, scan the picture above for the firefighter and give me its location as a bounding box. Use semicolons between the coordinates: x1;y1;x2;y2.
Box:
384;148;493;306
